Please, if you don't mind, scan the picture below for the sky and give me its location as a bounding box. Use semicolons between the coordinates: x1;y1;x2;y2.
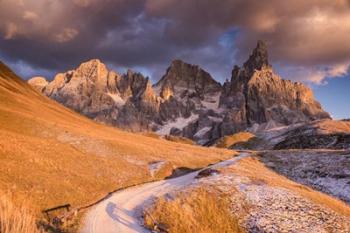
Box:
0;0;349;119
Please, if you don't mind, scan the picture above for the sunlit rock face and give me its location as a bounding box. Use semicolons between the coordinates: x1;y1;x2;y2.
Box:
28;76;48;92
34;59;161;131
154;59;222;98
219;40;330;139
28;41;330;144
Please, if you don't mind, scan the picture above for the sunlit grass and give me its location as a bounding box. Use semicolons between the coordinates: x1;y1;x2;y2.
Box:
144;188;244;233
0;193;42;233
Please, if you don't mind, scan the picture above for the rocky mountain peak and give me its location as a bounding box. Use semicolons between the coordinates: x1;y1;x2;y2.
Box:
154;59;222;97
243;40;270;74
28;76;48;92
28;41;331;145
76;59;104;71
126;69;135;76
121;70;154;98
170;59;186;68
222;40;330;129
74;59;108;81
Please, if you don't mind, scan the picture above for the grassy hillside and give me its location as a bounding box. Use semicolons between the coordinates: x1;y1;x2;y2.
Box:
145;155;350;232
214;132;257;149
0;62;233;213
144;188;243;233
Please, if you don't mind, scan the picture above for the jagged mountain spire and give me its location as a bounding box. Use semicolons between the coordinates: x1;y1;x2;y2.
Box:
222;40;330;130
243;40;270;74
27;42;330;145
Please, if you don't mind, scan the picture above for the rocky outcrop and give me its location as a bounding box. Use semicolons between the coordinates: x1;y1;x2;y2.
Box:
154;59;222;98
28;41;331;144
28;77;48;92
186;41;331;145
154;60;223;142
43;59;116;115
273;120;350;150
217;40;330;139
36;59;161;131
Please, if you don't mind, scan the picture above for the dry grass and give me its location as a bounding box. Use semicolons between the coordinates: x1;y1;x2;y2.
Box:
0;193;42;233
224;156;350;217
140;132;162;139
142;133;195;145
0;62;234;216
164;135;195;145
214;132;256;149
312;119;350;134
144;188;243;233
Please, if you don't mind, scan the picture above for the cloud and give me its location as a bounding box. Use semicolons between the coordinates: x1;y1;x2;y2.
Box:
72;0;94;7
0;0;349;84
4;22;18;40
276;61;350;85
144;0;350;61
54;28;79;43
22;11;38;21
145;0;350;83
0;57;55;79
309;63;350;85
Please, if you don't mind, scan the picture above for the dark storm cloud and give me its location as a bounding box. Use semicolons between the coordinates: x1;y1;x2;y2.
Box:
145;0;350;64
0;0;146;71
0;0;349;83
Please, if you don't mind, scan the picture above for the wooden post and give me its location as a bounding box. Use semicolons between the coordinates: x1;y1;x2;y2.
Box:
42;204;71;222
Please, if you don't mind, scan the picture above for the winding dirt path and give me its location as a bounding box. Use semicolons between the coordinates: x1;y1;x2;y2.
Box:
81;152;250;233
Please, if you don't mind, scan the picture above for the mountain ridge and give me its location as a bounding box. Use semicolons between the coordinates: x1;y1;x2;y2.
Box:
0;60;233;212
28;41;331;144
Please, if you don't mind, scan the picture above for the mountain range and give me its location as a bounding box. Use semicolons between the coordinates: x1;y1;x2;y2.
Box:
28;41;330;145
0;59;232;214
1;41;350;233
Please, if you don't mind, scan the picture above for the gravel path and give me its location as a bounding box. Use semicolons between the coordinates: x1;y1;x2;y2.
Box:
80;153;250;233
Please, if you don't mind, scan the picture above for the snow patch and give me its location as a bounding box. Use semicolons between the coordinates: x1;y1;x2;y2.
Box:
194;127;211;138
253;122;304;145
262;151;350;204
198;159;350;232
107;93;126;107
157;114;199;135
208;116;222;122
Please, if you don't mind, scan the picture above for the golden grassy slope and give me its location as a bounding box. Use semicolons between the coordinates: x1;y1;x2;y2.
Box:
214;132;256;149
0;62;233;213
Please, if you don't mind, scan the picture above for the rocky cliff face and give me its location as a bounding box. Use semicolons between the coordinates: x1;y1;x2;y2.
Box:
27;76;48;92
28;41;330;144
154;59;222;99
221;41;330;132
40;59;160;131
